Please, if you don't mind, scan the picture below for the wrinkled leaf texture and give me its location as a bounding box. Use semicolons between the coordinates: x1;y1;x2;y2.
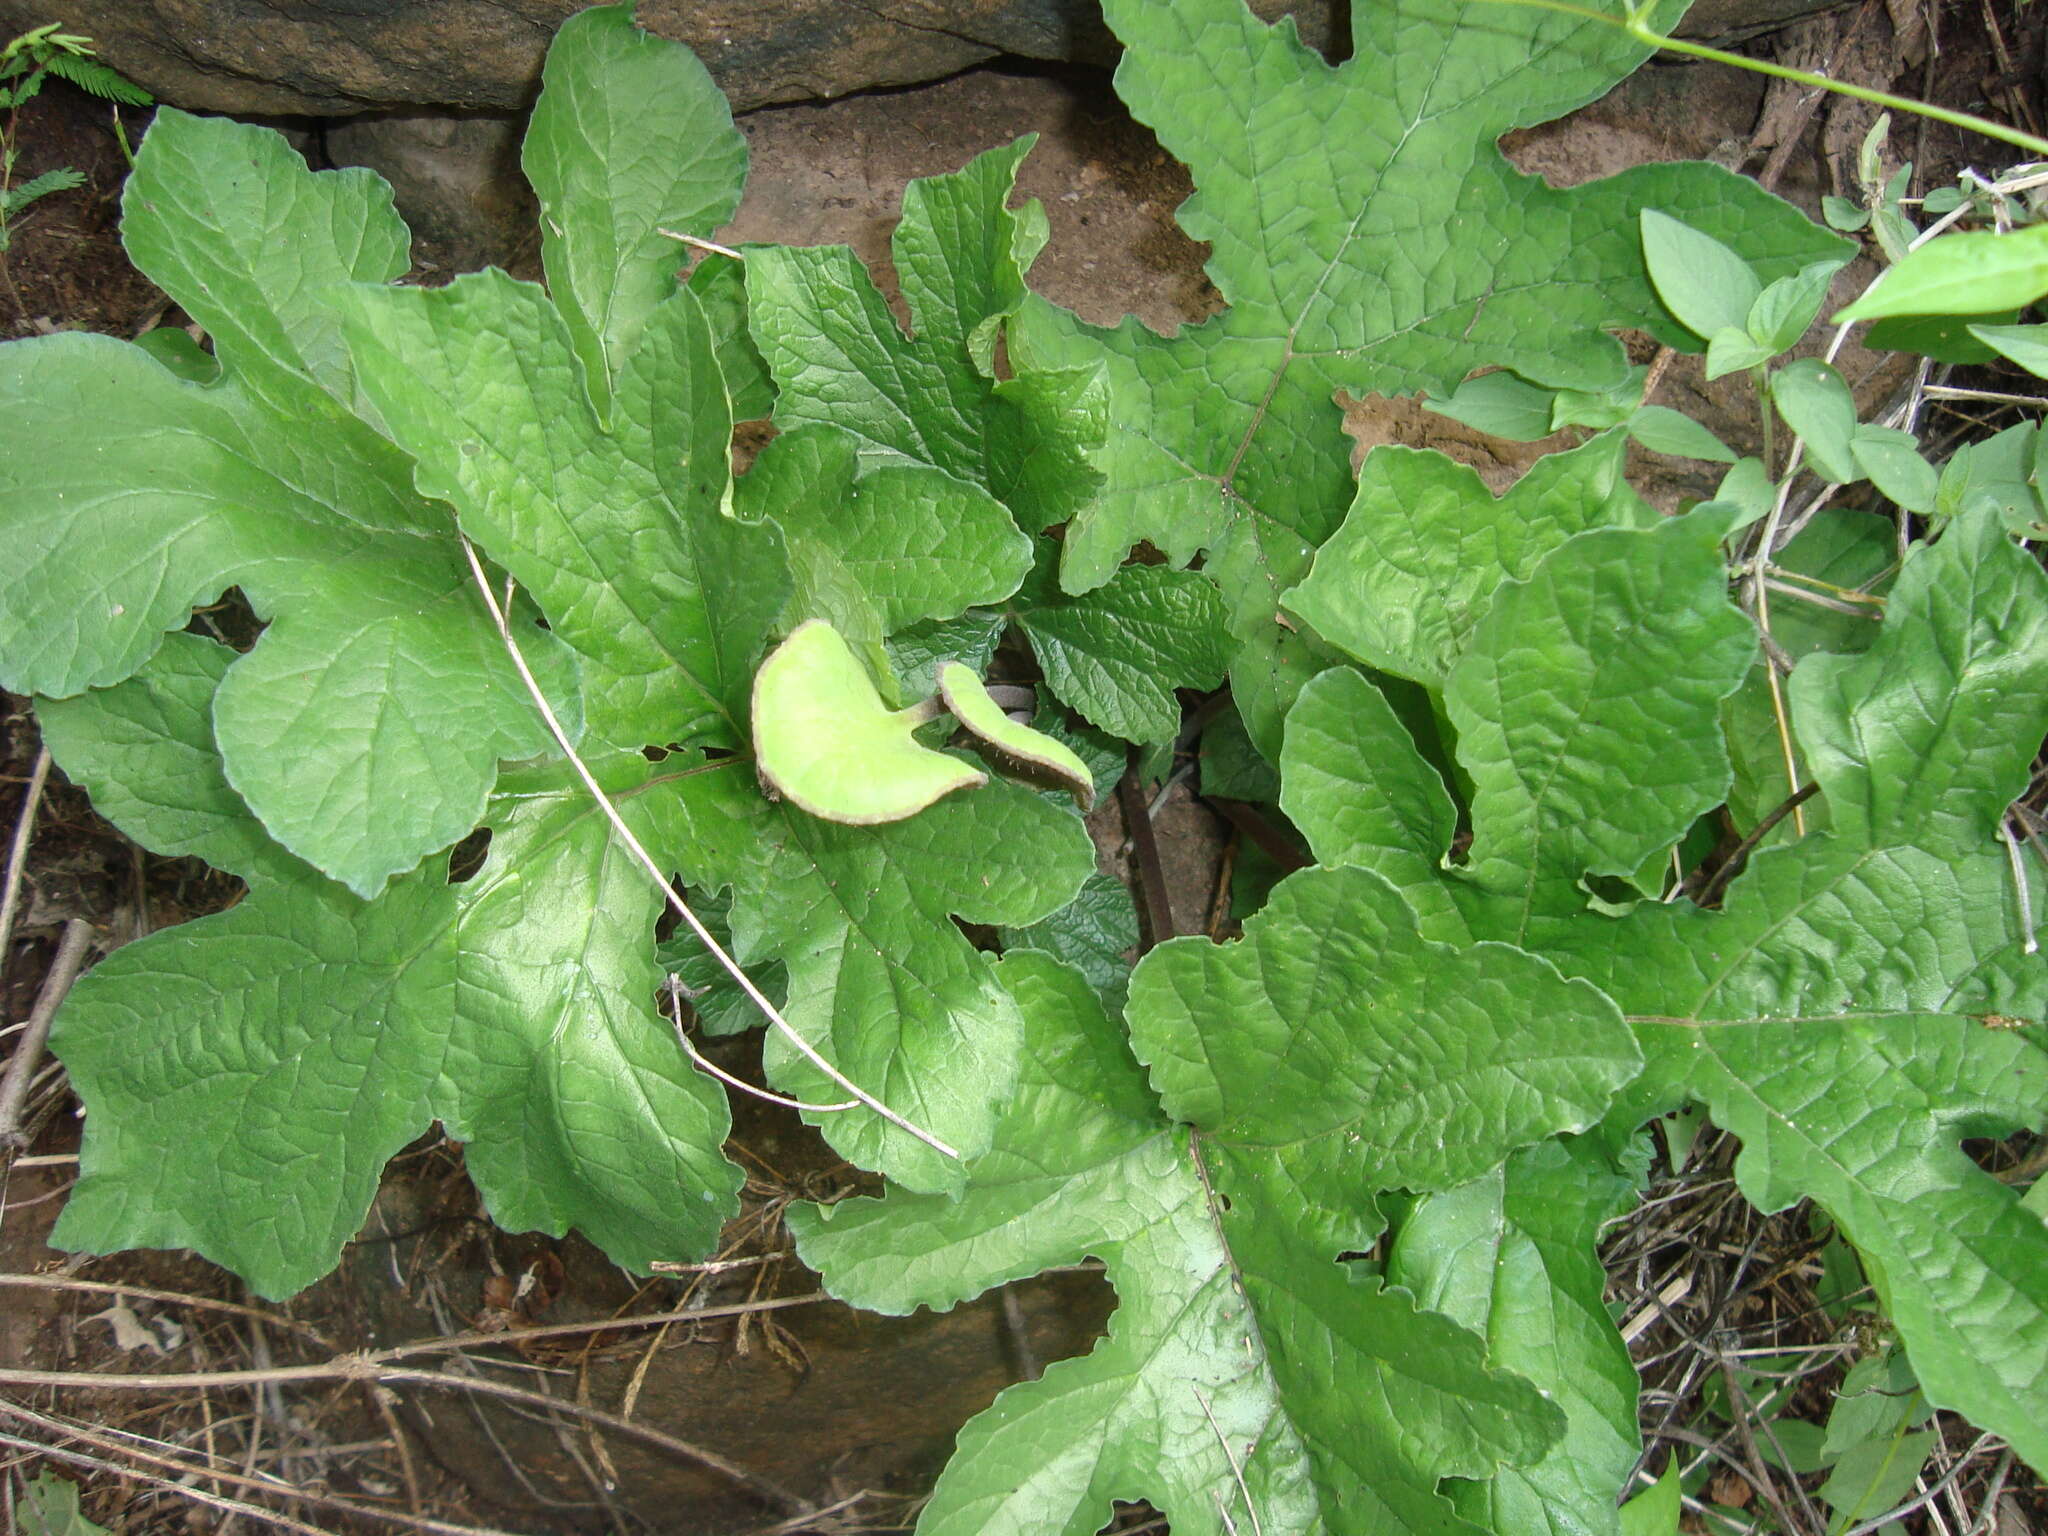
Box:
24;3;1093;1292
1282;472;2048;1495
1010;0;1848;756
8;0;2044;1529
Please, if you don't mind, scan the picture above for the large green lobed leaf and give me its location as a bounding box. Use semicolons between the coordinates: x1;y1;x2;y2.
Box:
338;267;788;750
1011;0;1846;750
1285;501;2048;1482
29;2;1101;1288
796;948;1639;1532
41;635;740;1296
522;2;746;421
1284;431;1654;688
16;0;2047;1520
0;109;578;897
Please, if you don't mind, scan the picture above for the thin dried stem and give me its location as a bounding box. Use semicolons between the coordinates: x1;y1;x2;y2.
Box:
0;1273;334;1348
1963;1450;2016;1536
1695;783;1820;908
735;1490;874;1536
1761;576;1882;618
0;917;93;1149
2004;819;2038;955
1760;658;1808;841
0;743;52;975
1742;461;1815;839
664;977;858;1114
1193;1385;1263;1536
648;1251;791;1276
656;227;744;260
1;1428;351;1536
457;535;959;1161
373;1368;811;1514
363;1380;424;1520
0;1291;830;1390
1718;1359;1825;1534
0;1305;828;1517
1838;1434;2005;1536
5;1394;520;1536
1922;384;2045;409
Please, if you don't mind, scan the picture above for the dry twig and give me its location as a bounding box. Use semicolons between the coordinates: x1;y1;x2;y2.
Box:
0;916;92;1149
0;742;51;973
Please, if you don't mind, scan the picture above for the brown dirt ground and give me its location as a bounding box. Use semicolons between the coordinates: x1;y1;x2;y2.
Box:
4;5;2048;1531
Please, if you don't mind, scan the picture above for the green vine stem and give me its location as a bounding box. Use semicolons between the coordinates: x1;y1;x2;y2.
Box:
1469;0;2048;161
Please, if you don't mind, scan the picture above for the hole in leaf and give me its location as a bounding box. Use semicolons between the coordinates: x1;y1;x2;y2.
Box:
184;586;264;653
1966;1128;2045;1182
445;826;491;884
1582;872;1640;906
731;417;778;476
1096;1498;1165;1535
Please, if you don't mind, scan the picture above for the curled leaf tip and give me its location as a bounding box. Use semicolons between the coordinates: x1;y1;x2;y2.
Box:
751;619;984;825
936;661;1095;810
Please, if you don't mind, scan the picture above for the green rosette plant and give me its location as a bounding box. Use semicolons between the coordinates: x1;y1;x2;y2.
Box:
2;1;2042;1530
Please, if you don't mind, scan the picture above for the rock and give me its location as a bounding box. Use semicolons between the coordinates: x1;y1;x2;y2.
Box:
315;1134;1116;1532
0;0;1106;118
0;0;1813;123
324;112;535;273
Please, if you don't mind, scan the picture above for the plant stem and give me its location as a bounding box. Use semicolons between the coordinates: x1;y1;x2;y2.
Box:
1462;0;2048;160
0;917;93;1149
0;1291;828;1387
0;743;52;973
457;537;961;1162
1753;365;1775;479
1635;24;2048;160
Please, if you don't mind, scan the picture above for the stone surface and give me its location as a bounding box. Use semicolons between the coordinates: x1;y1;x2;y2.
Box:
325;112;535;273
721;69;1218;338
325;53;1840;503
0;1;1323;118
1680;0;1839;39
0;0;1815;120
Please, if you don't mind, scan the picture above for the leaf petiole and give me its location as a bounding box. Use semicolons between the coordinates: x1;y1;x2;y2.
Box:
1460;0;2048;160
458;534;963;1162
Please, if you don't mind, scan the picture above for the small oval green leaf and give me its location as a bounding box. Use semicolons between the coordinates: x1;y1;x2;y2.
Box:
936;662;1095;809
1867;309;2017;364
1970;321;2048;378
1851;424;1939;513
1771;359;1861;485
1424;369;1558;440
752;620;985;824
1836;223;2048;321
1641;209;1762;342
1704;325;1773;380
1747;258;1846;354
1627;405;1737;463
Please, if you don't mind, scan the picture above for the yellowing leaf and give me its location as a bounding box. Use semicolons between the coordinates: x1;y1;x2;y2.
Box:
753;620;985;824
938;662;1094;808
